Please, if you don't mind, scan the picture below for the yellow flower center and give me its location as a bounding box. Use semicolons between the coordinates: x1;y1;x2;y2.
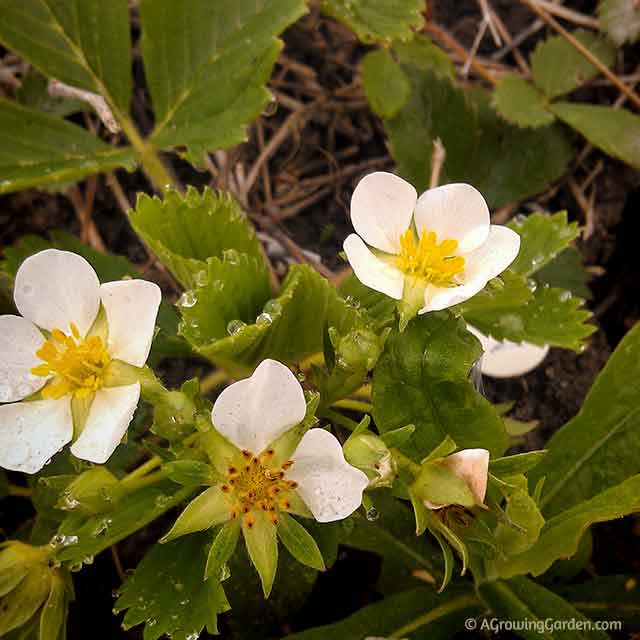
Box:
31;323;111;400
221;449;296;528
395;229;465;287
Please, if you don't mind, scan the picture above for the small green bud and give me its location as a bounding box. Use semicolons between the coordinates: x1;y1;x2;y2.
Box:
334;328;386;372
56;467;122;514
343;433;395;488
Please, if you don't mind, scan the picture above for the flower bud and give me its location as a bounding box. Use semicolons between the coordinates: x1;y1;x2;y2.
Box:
57;467;122;514
343;433;395;488
334;328;386;372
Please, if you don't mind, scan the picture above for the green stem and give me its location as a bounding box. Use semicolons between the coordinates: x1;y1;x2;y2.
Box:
322;408;361;432
119;469;168;494
391;448;421;476
332;398;373;413
389;594;479;638
8;484;32;498
120;456;162;490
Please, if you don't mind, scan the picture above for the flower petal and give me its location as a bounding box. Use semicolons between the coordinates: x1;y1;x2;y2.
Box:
343;234;404;300
441;448;490;505
350;172;417;253
71;383;140;463
14;249;100;337
288;429;369;523
211;359;306;454
414;183;490;254
463;225;521;281
467;326;549;378
0;397;72;474
420;279;487;313
0;315;47;402
100;280;162;367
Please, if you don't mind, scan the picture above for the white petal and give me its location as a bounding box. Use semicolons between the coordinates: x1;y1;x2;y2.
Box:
414;183;490;254
468;325;549;378
420;280;487;313
0;398;72;474
0;315;47;402
463;225;521;282
71;383;140;464
100;280;162;367
350;172;417;253
14;249;100;337
211;359;306;454
288;429;369;523
441;448;490;505
343;234;404;300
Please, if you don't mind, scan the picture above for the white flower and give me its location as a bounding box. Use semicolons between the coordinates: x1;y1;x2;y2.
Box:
468;325;549;379
211;359;369;523
425;448;490;510
343;172;520;315
0;249;161;473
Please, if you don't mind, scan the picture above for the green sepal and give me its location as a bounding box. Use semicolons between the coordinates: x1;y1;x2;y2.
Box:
379;424;415;448
422;435;457;463
398;276;424;331
276;512;325;571
198;428;244;477
430;528;455;593
205;520;241;581
281;491;314;519
422;509;469;576
489;451;547;478
56;467;122;515
242;513;278;598
164;460;220;487
161;486;231;543
39;570;69;640
412;461;476;509
343;432;395;488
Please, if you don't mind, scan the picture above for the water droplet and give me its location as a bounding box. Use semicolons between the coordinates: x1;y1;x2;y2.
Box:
263;299;281;315
194;270;208;287
49;534;79;549
559;290;572;301
173;580;184;591
155;494;170;508
185;632;200;640
365;507;379;521
69;562;83;572
227;319;246;335
62;493;80;510
92;518;113;536
296;372;306;382
526;278;538;293
178;291;198;308
256;312;272;326
219;563;231;581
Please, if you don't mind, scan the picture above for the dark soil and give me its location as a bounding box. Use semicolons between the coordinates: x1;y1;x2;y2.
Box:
2;1;640;638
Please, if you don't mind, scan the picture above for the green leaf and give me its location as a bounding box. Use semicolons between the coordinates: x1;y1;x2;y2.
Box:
531;30;616;99
454;272;533;316
114;533;229;640
0;0;132;112
0;569;51;637
493;74;555;128
130;186;266;289
0;100;135;194
321;0;425;43
187;264;371;375
508;212;581;277
464;285;594;351
243;512;278;598
529;322;640;516
535;247;592;300
161;486;230;543
489;451;547;478
479;576;609;640
393;35;456;80
205;520;241;581
373;313;508;459
599;0;640;45
493;489;545;560
140;0;306;164
361;49;411;119
494;474;640;579
385;68;573;207
284;587;480;639
552;102;640;171
277;513;325;571
57;482;194;563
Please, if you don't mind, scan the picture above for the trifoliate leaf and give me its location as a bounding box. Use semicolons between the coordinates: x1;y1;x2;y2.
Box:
114;533;229;640
373;313;508;459
508;211;581;278
130;186;266;289
531;30;617;99
0;100;135;194
599;0;640;45
140;0;306;164
321;0;425;43
552;102;640;171
493;74;555;128
385;68;573;207
361;49;411;119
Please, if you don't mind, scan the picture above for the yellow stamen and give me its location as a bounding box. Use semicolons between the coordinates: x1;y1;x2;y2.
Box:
395;229;465;287
31;324;111;399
